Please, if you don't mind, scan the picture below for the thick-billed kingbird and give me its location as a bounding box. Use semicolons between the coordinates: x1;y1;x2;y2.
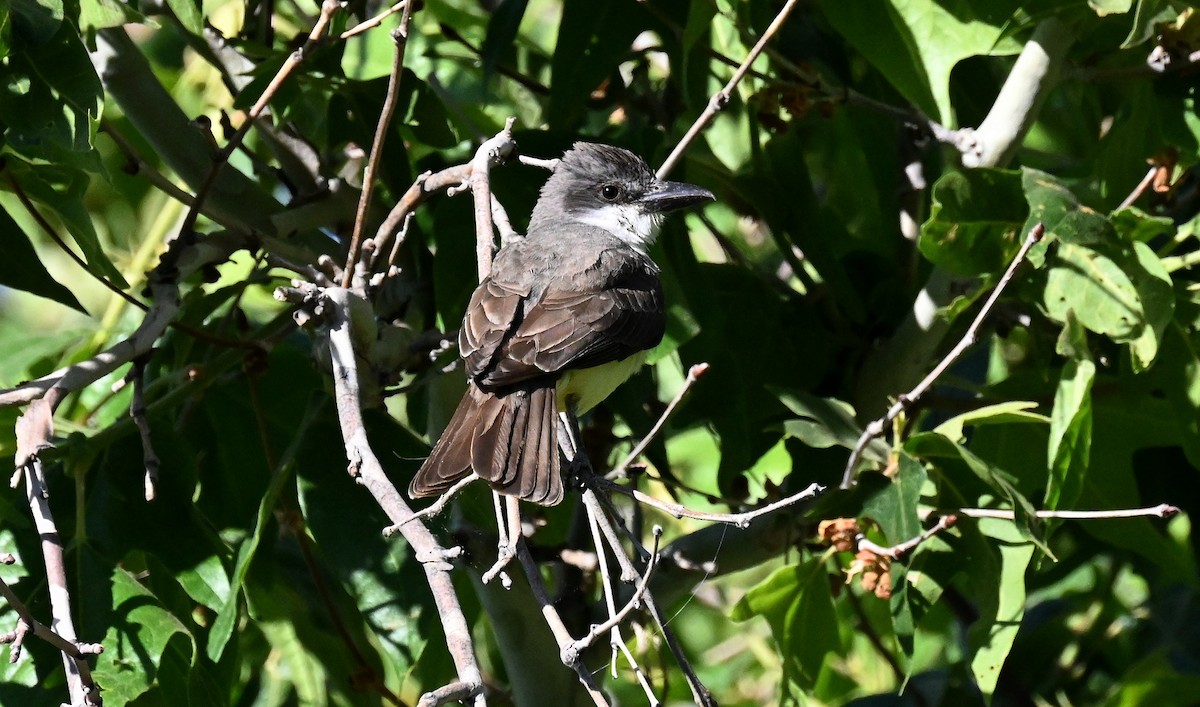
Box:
409;142;713;505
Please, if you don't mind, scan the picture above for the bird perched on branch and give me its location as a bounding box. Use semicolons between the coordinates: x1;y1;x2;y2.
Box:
409;142;713;506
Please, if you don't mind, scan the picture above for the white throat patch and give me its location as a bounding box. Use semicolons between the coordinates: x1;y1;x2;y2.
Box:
574;205;664;254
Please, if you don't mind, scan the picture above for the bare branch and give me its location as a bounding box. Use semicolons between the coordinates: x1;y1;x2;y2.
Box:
343;5;417;289
323;287;486;706
341;0;411;39
610;363;709;479
513;542;610;706
842;222;1046;488
857;515;958;560
946;504;1180;521
657;0;800;178
128;356;160;502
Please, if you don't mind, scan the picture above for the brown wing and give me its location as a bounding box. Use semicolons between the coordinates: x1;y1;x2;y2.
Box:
460;245;664;391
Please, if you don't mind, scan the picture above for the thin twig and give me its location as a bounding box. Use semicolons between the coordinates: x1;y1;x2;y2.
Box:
341;0;409;39
513;542;610;706
343;5;416;289
16;464;101;704
128;355;160;502
1117;165;1159;211
946;504;1179;521
0;573;102;685
610;363;709;479
385;473;480;533
571;528;662;654
841;222;1046;488
657;0;800;178
181;0;343;247
857;515;957;560
581;488;716;707
598;479;825;528
471;117;517;281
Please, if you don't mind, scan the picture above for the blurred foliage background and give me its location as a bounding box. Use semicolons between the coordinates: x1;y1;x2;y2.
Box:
2;0;1200;705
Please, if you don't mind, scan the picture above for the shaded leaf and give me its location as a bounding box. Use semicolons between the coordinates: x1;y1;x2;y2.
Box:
933;401;1048;442
1045;357;1095;513
862;452;926;545
731;559;843;693
919;168;1027;275
0;206;86;312
93;567;196;704
969;518;1035;700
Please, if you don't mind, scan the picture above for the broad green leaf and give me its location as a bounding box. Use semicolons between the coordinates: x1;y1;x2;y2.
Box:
207;401;320;661
1120;0;1176;47
3;160;127;287
906;432;1050;557
1127;241;1174;370
1045;358;1095;512
969;518;1034;700
1089;0;1133;15
821;0;1021;123
1044;242;1142;341
1102;651;1200;707
0;206;86;312
862;453;926;544
1110;206;1175;243
93;567;196;704
164;0;202;33
934;401;1048;442
480;0;528;79
731;559;843;693
9;0;62;45
79;0;145;31
774;388;887;462
1022;168;1116;245
548;1;643;128
919;168;1027;275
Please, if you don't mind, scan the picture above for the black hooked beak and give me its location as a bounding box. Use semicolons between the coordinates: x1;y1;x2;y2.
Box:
639;180;715;213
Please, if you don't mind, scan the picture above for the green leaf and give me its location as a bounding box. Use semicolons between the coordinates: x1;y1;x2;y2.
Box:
93;567;196;704
731;559;843;692
1127;240;1174;370
1110;206;1175;243
9;0;63;45
548;1;644;128
1044;242;1143;341
1089;0;1133;15
207;400;320;661
862;453;927;545
1120;0;1176;48
0;206;86;312
1045;357;1095;513
906;432;1051;557
79;0;146;32
164;0;202;33
919;168;1027;275
933;401;1049;442
968;518;1035;700
480;0;527;79
821;0;1021;123
774;388;887;462
3;160;127;287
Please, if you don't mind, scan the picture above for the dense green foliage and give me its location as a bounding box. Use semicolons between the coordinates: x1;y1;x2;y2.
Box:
1;0;1199;705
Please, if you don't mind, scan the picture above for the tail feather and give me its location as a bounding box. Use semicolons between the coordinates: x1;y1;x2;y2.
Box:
409;385;486;497
409;382;564;505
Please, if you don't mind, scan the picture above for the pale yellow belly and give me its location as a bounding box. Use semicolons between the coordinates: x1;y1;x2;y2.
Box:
556;352;648;414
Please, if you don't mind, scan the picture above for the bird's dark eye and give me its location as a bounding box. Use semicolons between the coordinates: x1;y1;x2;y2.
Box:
599;184;621;202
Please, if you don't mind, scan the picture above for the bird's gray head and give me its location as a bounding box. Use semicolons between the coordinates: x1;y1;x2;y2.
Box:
528;142;714;251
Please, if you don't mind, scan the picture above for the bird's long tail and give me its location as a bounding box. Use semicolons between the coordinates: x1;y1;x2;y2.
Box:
409;382;563;506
